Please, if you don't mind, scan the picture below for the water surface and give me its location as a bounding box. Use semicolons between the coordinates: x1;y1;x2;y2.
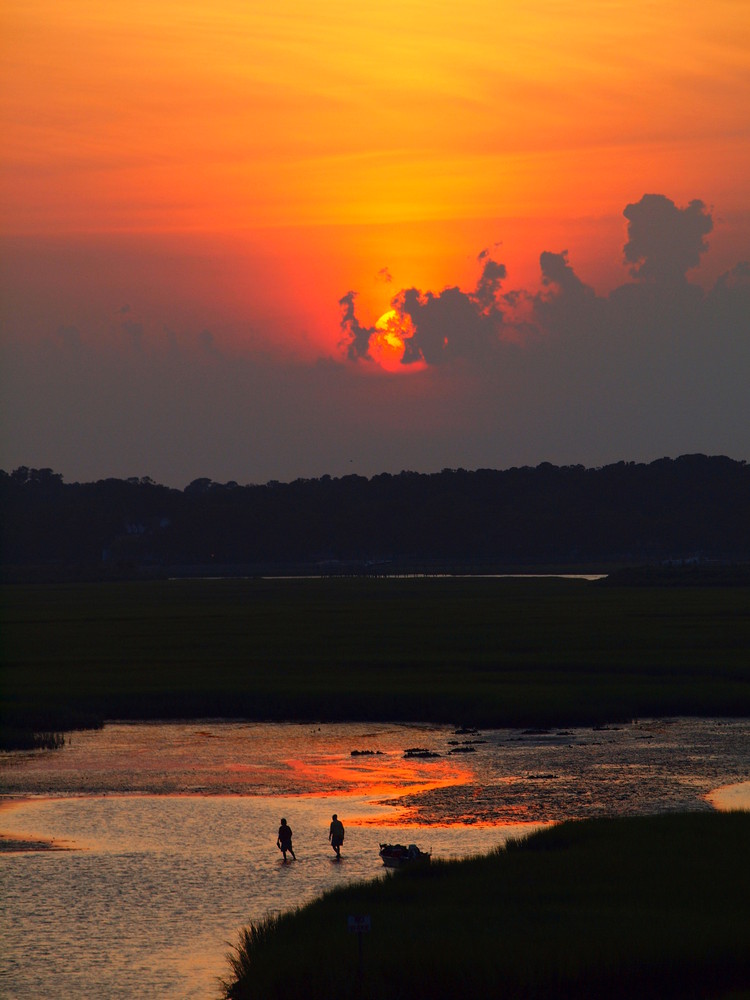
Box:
1;718;748;999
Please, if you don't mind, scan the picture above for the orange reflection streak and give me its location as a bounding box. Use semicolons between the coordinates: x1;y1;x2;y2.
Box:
282;755;474;800
357;817;553;833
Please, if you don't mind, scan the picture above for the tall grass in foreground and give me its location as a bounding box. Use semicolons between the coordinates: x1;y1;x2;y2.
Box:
221;813;750;1000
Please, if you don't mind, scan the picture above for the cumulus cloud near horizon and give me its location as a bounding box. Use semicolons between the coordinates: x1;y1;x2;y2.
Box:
2;194;748;487
341;194;745;371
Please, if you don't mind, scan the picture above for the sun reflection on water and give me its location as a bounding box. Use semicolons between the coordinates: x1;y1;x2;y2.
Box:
282;752;474;801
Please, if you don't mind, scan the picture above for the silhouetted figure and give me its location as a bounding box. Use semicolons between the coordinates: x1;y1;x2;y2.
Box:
329;813;345;858
277;818;296;861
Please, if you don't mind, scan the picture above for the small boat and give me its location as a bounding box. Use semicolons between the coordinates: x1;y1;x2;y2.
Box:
379;843;431;869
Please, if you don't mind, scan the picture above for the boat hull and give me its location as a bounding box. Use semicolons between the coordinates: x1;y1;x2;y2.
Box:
379;843;431;868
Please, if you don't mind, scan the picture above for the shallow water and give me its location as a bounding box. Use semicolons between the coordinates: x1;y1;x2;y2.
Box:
1;718;748;999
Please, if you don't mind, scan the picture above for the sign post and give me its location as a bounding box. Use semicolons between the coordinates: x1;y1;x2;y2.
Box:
347;915;371;995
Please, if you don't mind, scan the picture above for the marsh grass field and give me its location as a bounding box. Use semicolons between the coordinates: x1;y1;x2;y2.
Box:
222;812;750;1000
2;576;749;742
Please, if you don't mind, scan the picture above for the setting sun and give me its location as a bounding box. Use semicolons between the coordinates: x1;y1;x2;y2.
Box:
1;0;749;483
370;308;411;371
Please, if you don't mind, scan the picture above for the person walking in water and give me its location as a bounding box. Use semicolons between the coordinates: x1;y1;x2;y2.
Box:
329;813;345;859
277;818;296;861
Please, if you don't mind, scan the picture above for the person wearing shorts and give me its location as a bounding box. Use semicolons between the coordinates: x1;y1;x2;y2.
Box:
329;814;344;858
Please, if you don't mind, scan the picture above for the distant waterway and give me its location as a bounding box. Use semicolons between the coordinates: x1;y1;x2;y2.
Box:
1;718;748;999
171;573;608;581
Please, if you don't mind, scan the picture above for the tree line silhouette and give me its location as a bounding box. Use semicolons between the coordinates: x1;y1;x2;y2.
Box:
2;455;749;578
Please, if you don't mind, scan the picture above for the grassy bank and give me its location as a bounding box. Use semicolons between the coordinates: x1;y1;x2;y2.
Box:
2;577;749;745
222;812;750;1000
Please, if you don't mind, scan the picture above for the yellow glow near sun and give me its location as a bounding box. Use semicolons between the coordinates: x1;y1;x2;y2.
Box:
371;309;410;371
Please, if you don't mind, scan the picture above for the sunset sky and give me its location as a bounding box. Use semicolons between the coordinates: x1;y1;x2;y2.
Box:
2;0;749;485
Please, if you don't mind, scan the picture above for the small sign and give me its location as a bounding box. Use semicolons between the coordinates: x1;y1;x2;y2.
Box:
347;915;371;933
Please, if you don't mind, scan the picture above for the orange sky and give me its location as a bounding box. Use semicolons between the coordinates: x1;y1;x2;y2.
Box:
1;0;749;483
3;0;749;323
4;0;749;226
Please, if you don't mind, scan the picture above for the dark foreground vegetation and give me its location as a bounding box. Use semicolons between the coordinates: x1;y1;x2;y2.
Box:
2;454;749;579
222;812;750;1000
2;577;749;747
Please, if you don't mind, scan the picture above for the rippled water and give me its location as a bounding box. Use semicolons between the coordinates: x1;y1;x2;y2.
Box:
1;718;748;999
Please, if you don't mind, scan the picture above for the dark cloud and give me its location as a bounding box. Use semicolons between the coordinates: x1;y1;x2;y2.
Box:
477;242;502;262
533;250;603;340
474;257;507;312
339;290;376;362
539;250;591;297
334;192;748;469
623;194;713;283
341;195;745;379
2;194;748;487
397;281;501;365
377;267;393;283
712;260;750;293
342;253;508;366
